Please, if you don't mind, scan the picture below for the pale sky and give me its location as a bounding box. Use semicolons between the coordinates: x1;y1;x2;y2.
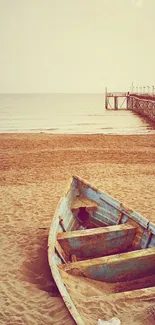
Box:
0;0;154;93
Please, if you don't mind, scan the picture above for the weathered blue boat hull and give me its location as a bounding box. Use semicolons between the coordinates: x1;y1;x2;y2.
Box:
48;175;155;325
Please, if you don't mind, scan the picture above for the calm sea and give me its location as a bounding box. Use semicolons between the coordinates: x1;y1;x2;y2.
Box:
0;93;155;134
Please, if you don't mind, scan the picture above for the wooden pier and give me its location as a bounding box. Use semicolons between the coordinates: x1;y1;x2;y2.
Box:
105;87;155;124
105;88;130;110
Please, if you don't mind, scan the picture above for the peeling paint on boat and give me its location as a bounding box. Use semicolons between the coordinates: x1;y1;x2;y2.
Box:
48;175;155;325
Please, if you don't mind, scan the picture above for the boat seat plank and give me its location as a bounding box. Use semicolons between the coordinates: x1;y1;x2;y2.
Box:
59;247;155;282
57;224;136;259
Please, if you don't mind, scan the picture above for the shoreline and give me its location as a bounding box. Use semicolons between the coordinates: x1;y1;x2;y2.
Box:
0;129;155;135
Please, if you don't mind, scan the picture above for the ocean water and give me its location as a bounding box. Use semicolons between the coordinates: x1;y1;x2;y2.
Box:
0;93;155;134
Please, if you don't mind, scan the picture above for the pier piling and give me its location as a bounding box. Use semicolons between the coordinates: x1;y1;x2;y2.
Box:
105;86;155;124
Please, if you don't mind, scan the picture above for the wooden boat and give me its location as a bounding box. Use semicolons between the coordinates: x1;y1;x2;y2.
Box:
48;175;155;325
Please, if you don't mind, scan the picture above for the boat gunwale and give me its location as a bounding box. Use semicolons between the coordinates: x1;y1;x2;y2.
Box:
48;176;85;325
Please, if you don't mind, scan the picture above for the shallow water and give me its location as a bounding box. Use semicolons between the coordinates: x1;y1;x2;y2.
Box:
0;93;155;134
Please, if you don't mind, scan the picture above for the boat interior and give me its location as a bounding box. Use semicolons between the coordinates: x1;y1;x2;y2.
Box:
55;177;155;295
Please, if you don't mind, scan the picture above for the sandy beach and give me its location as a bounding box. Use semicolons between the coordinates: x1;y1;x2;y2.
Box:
0;133;155;325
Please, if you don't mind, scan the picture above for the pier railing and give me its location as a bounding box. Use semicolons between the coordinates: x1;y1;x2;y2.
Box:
105;87;155;123
105;89;129;110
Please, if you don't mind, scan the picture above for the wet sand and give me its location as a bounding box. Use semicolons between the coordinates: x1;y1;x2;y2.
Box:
0;133;155;324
